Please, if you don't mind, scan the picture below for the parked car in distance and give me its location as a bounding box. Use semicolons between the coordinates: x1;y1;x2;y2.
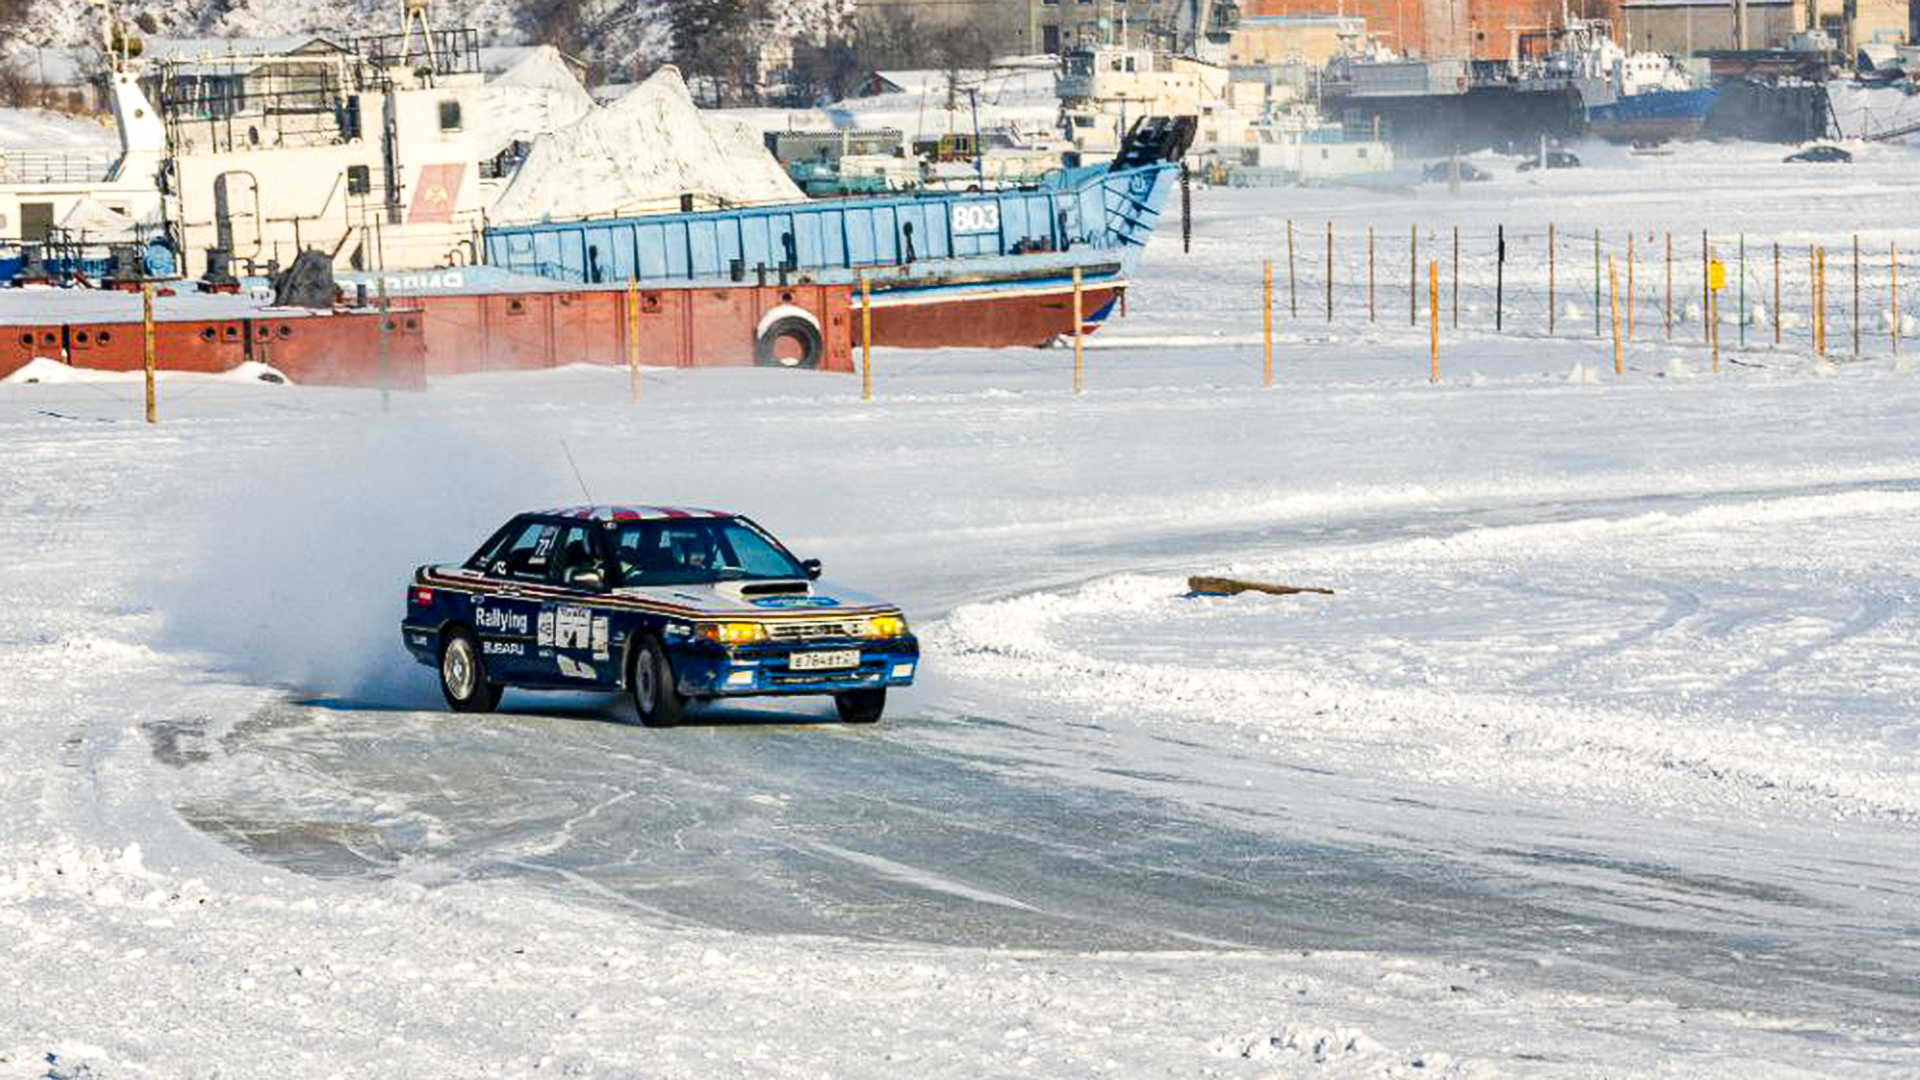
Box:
1517;150;1582;172
1784;145;1853;164
1422;160;1492;183
400;506;919;726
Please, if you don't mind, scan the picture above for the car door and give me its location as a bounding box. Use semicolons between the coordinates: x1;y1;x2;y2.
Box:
471;518;560;681
537;523;618;688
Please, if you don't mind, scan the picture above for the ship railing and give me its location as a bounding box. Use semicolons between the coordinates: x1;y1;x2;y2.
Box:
350;27;481;77
0;151;114;185
483;160;1176;288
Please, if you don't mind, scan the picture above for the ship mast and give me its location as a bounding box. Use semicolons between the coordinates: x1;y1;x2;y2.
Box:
399;0;439;71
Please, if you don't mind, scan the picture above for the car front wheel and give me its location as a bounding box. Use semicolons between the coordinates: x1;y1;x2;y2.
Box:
441;629;504;713
631;638;687;728
834;687;886;724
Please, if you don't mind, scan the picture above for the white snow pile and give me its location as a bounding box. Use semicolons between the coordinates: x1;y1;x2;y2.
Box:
1;357;289;384
0;104;113;153
477;45;596;160
55;195;141;242
1828;83;1920;143
490;66;801;224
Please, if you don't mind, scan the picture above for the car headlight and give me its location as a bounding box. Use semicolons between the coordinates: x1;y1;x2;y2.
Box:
697;621;767;645
864;614;909;639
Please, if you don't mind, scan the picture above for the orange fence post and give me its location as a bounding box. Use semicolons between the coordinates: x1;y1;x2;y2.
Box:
142;283;156;424
1428;259;1439;384
625;278;642;404
859;272;872;402
1608;255;1622;376
1072;265;1084;394
1263;258;1274;388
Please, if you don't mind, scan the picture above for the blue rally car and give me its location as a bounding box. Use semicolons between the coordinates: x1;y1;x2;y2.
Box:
399;506;918;726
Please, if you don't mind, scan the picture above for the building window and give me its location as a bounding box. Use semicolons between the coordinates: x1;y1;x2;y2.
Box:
346;164;371;195
439;100;462;132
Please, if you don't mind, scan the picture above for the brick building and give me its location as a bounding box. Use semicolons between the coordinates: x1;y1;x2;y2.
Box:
1239;0;1621;59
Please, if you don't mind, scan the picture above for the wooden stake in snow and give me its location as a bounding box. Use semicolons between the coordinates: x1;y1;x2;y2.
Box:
142;283;156;425
1187;576;1335;598
626;278;642;404
1263;258;1274;388
1608;255;1622;376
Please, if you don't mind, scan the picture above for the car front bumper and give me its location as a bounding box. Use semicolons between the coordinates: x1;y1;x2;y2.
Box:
672;635;920;698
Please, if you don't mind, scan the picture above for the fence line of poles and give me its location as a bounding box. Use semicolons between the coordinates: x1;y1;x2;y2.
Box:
1240;220;1917;388
1265;220;1910;351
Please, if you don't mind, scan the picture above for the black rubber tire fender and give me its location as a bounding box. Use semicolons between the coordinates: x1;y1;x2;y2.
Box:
754;314;823;369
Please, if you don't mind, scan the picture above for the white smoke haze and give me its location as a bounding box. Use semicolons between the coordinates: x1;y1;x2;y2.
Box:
154;415;579;708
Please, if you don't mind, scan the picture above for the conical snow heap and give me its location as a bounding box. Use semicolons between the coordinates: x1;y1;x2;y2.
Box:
490;66;802;224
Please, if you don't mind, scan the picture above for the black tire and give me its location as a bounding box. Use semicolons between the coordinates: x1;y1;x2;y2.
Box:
834;687;886;724
440;629;503;713
754;315;823;369
631;637;687;728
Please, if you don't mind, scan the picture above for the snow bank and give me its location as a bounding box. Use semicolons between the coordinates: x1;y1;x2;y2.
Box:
0;105;113;152
490;66;801;224
477;44;595;158
1;357;289;384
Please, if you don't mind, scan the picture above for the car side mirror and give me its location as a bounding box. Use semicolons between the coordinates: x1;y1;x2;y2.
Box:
567;567;606;591
801;558;822;581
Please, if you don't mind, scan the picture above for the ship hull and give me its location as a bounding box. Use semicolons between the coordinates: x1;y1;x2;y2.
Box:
864;279;1121;349
1326;86;1585;155
1588;86;1719;143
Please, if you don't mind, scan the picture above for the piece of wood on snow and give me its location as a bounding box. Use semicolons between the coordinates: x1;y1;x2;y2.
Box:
1186;575;1334;598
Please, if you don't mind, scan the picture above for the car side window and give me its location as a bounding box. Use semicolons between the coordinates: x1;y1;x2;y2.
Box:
465;519;522;570
549;525;605;587
491;521;560;581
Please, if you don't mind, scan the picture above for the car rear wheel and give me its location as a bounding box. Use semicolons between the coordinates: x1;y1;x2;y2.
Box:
834;687;886;724
631;637;686;728
441;630;503;713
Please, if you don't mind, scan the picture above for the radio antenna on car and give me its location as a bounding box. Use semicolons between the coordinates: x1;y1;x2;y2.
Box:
559;440;594;502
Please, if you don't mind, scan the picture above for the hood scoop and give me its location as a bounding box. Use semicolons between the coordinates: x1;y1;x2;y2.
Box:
715;579;812;603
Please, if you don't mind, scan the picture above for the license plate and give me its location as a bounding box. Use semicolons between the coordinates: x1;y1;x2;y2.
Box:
789;649;859;672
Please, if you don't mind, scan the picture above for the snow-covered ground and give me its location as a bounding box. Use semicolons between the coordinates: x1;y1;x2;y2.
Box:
4;142;1920;1077
0;106;111;153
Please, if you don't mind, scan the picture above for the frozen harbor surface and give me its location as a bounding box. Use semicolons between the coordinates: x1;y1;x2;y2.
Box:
3;146;1920;1077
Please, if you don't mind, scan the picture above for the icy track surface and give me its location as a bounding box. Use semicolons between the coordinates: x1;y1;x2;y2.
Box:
5;166;1920;1076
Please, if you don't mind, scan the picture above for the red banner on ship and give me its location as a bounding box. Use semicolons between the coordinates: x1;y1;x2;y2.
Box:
408;163;465;224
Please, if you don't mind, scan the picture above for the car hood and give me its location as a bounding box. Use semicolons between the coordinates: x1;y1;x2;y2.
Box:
611;578;896;617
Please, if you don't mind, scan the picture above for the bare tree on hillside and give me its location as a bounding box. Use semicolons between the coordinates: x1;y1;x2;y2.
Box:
523;0;589;61
664;0;778;104
0;54;35;108
930;10;997;111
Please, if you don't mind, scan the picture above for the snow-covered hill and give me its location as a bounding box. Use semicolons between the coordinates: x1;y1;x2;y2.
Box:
13;0;853;77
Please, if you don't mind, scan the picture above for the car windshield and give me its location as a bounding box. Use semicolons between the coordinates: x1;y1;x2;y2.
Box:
610;518;806;587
